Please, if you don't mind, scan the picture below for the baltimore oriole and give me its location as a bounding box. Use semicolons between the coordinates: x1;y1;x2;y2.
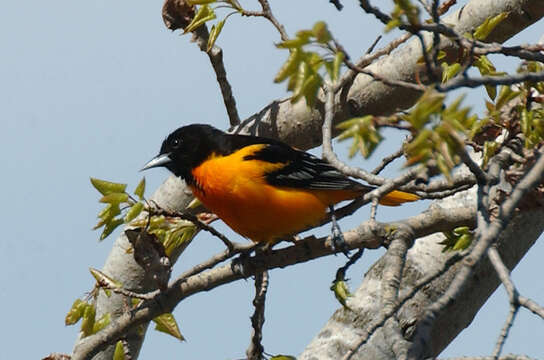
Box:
142;124;418;248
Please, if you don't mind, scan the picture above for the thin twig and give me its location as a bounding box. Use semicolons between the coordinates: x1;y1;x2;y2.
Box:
242;0;289;42
176;242;256;282
450;132;489;185
336;33;412;91
329;0;343;11
343;58;425;91
148;205;235;251
246;270;269;360
192;26;240;126
101;285;155;301
493;305;519;359
438;71;544;92
371;146;407;175
334;247;365;284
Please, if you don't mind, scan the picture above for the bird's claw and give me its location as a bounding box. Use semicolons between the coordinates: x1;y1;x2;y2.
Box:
331;224;350;257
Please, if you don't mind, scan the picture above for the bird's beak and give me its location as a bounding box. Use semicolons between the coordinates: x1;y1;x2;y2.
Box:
141;153;172;171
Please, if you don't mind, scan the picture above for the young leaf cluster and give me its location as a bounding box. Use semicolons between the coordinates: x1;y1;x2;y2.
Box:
274;21;344;107
65;295;184;351
183;0;243;51
91;177;146;240
439;226;474;252
330;278;352;309
440;13;508;99
517;61;544;149
65;299;110;338
130;215;196;257
336;115;383;159
476;62;544;163
91;177;197;257
404;90;478;180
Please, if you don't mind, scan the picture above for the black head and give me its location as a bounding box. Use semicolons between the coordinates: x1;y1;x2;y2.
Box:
141;124;225;180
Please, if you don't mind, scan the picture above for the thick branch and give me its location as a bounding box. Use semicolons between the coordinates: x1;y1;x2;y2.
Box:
300;197;544;360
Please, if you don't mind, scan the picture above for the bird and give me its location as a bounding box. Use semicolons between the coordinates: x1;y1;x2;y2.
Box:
141;124;418;251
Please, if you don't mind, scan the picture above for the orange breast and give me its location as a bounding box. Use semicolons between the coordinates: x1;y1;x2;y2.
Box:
190;145;359;243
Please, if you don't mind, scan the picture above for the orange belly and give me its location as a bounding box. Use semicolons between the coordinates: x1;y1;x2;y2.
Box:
190;145;359;243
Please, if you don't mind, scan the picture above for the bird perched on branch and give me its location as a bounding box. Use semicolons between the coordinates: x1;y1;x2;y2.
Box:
142;124;418;251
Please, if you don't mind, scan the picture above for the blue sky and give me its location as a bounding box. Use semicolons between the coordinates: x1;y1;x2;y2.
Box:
1;1;542;359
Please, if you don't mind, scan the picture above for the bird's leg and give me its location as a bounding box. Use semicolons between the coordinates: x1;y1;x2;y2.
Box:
329;206;350;256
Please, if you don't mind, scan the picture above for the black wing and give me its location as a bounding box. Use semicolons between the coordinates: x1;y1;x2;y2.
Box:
244;143;372;191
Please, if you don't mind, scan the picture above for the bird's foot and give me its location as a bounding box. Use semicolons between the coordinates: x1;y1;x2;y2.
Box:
329;206;350;257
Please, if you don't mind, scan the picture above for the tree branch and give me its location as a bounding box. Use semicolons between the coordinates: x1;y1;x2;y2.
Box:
72;205;475;360
246;270;269;360
192;25;240;126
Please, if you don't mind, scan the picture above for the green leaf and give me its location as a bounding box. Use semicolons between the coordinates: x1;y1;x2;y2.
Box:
484;85;497;100
90;178;127;196
276;30;312;49
184;5;216;33
113;340;126;360
187;0;216;4
312;21;331;43
452;234;472;250
473;12;508;41
99;193;129;205
440;226;473;251
330;279;351;309
134;177;146;200
337;116;382;159
81;304;96;337
92;313;111;334
90;268;123;289
124;202;144;223
153;313;185;341
65;299;87;325
94;204;122;230
436;153;453;182
404;90;445;130
441;62;461;83
163;225;196;256
474;55;499;99
406;128;433;151
274;49;301;83
291;62;309;102
332;51;344;81
385;18;401;32
97;203;121;221
100;218;124;241
495;85;520;110
207;19;225;51
301;73;322;108
270;356;297;360
304;52;325;72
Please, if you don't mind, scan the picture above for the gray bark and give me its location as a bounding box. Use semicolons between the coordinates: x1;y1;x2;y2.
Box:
298;188;544;359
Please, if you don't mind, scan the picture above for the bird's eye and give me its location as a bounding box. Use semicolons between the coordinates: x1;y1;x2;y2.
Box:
171;138;180;148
